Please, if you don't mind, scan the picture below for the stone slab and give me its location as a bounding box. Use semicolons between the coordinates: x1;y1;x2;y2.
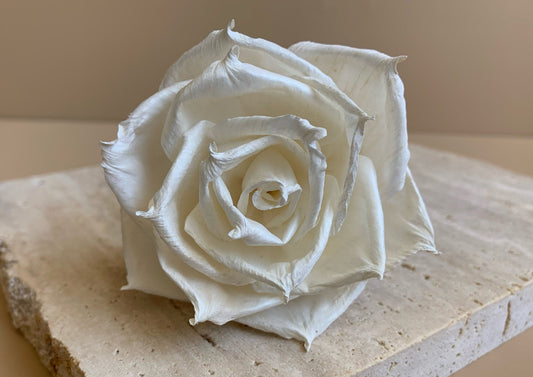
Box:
1;145;532;377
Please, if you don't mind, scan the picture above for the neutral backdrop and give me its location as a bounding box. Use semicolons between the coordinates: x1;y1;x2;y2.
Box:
1;0;532;135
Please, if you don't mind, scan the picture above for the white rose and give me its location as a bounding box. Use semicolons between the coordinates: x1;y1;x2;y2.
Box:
101;20;436;350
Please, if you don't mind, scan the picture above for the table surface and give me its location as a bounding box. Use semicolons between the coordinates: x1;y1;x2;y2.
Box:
1;118;532;377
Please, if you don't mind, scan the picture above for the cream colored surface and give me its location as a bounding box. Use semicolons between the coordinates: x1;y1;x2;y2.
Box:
1;1;532;135
2;139;533;376
1;119;533;376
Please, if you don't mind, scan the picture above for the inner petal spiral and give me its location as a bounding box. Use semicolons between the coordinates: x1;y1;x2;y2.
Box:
237;149;301;215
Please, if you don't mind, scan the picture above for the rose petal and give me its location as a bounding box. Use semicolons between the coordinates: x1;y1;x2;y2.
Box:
382;168;438;266
289;42;409;198
197;134;309;244
153;230;285;325
237;281;367;351
213;176;285;246
120;210;187;300
139;120;254;287
200;115;327;239
332;115;366;233
185;176;339;299
161;46;372;235
294;156;385;295
160;20;336;89
160;46;348;161
101;81;189;215
209;114;326;145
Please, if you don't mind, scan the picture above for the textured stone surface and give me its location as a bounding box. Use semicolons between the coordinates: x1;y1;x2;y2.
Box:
1;145;532;377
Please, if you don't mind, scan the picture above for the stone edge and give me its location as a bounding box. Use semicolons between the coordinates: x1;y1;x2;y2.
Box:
359;279;533;376
0;240;85;377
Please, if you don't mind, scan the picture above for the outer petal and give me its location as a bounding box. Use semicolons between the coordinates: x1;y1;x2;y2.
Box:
294;156;385;295
289;42;409;198
237;281;367;351
120;210;187;300
382;168;438;266
153;230;285;325
100;80;192;300
160;46;352;167
101;80;189;215
160;20;336;89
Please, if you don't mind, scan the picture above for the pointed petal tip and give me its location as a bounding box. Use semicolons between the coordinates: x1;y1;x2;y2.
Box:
99;140;117;156
430;247;441;255
189;317;198;326
99;139;116;147
394;55;408;63
136;208;155;219
389;55;408;74
228;19;236;31
303;333;317;352
208;141;218;154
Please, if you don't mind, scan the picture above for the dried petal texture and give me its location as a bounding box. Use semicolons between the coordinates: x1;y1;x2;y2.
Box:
382;169;437;266
293;156;386;296
289;42;409;198
160;20;337;90
102;82;192;296
238;281;368;351
137;121;254;288
101;21;437;350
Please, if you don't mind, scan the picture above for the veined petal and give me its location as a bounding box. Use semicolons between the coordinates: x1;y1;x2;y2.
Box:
140;120;254;287
289;42;409;197
160;20;336;89
333;116;366;233
185;176;338;299
159;47;361;205
120;210;187;301
101;80;189;216
214;176;284;246
294;156;385;295
153;231;285;325
382;168;438;266
206;115;327;237
197;133;310;242
160;46;347;161
209;114;327;145
237;281;367;351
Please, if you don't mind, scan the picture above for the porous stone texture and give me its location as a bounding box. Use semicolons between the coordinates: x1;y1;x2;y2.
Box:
1;145;532;377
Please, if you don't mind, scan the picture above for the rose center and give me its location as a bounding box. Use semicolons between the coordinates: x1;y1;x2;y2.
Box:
266;190;281;201
236;149;302;216
251;183;294;211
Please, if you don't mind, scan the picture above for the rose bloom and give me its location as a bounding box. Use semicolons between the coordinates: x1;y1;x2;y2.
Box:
101;20;436;350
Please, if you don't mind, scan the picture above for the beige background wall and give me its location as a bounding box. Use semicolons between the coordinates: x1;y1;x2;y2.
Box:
1;0;532;135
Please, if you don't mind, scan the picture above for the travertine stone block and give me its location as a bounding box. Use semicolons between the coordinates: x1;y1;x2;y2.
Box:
1;145;532;376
